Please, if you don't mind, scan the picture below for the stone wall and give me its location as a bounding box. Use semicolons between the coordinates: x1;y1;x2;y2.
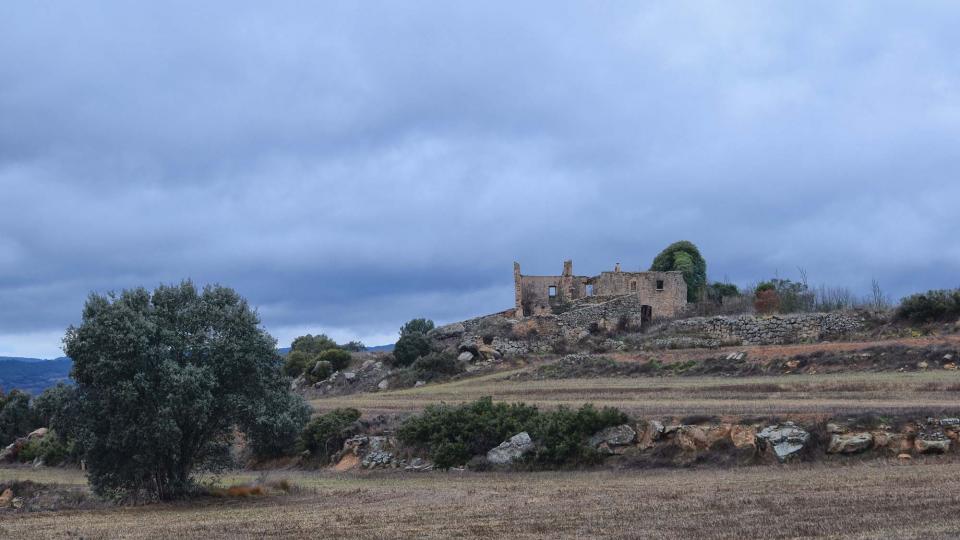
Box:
658;312;866;345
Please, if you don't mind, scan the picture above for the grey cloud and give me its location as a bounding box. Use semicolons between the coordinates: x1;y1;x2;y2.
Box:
2;2;960;357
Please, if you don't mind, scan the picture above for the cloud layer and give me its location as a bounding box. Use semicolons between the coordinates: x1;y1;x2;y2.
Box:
2;2;959;357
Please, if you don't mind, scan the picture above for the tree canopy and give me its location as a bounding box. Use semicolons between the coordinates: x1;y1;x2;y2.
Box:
63;281;310;500
400;318;435;337
650;240;707;302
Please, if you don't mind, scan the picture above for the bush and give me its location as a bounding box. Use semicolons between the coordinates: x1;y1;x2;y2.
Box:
18;430;71;466
397;397;629;469
283;350;314;377
306;360;333;382
896;289;960;323
528;405;628;466
0;389;37;446
411;351;463;381
290;334;339;355
393;333;432;367
299;408;362;464
397;397;539;469
400;318;435;337
316;349;352;372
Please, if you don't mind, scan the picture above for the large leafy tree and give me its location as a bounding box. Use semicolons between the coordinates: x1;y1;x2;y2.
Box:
63;281;310;500
650;240;707;302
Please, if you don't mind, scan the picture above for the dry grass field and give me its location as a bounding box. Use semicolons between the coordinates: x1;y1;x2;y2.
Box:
313;369;960;417
3;461;960;539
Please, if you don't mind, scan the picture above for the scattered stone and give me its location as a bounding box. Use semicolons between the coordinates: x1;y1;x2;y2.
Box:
457;351;475;362
785;360;800;369
945;354;954;361
940;418;960;428
377;379;389;390
676;426;708;452
726;352;747;361
487;432;534;465
0;488;12;507
290;375;306;391
589;424;637;453
918;361;929;369
27;427;48;440
944;363;958;371
414;380;426;388
826;423;848;434
757;422;810;462
10;498;23;510
404;457;434;472
343;372;356;381
827;432;873;454
360;359;375;371
897;453;913;460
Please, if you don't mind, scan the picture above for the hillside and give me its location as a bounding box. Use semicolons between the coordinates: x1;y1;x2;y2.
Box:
0;357;73;395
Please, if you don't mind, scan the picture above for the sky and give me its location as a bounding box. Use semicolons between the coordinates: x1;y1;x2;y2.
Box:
2;2;959;358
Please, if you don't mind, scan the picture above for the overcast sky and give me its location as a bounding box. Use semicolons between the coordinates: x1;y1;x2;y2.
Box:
2;2;959;357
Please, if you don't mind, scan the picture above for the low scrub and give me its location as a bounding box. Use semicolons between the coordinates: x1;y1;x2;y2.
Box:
396;397;628;469
896;289;960;323
298;408;362;464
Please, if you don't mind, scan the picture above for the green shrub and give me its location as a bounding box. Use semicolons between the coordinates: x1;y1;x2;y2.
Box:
290;334;339;355
896;289;960;323
393;333;432;367
306;360;333;382
299;408;362;464
283;350;314;377
0;389;37;446
317;349;352;372
397;397;539;469
527;405;628;466
411;351;463;381
397;397;628;469
400;318;435;337
18;430;71;466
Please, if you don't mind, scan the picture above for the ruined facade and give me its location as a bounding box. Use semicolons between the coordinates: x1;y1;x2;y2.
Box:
513;260;687;320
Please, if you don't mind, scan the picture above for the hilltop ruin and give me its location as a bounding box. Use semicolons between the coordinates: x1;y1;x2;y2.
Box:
513;260;687;321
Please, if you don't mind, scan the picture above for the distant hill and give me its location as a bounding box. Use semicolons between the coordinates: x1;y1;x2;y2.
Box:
1;343;395;396
0;357;73;396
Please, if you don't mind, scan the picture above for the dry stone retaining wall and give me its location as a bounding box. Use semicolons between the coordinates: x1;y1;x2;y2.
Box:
659;312;866;345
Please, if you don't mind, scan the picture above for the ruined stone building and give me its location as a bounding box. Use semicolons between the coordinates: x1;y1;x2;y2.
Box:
513;260;687;321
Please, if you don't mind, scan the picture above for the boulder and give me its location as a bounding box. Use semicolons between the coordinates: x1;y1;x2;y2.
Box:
897;453;913;460
939;418;960;428
458;342;480;356
757;422;810;462
0;439;25;463
826;423;848;434
478;345;502;361
377;379;389;390
589;424;636;453
730;425;757;449
343;372;356;381
827;432;873;454
430;322;466;340
487;432;534;465
457;351;475;362
676;426;708;452
0;488;11;508
27;427;48;440
414;380;426;387
915;434;951;454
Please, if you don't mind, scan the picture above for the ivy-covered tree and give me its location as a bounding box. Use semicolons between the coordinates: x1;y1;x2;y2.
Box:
650;240;707;302
63;281;310;501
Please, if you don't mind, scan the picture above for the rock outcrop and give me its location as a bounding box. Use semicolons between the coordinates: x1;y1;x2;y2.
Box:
487;432;534;465
757;422;810;461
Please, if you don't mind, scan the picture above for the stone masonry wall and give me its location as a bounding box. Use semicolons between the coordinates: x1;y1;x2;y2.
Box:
659;312;866;345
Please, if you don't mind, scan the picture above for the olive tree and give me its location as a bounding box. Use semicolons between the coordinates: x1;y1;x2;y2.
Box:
63;281;310;500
